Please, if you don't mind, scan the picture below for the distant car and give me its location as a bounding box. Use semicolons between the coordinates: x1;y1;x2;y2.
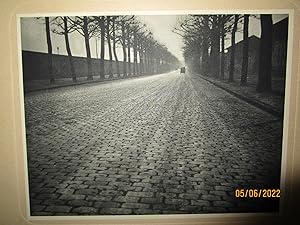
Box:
180;67;186;74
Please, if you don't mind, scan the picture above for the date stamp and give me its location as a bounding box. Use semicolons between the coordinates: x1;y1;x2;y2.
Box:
235;189;281;198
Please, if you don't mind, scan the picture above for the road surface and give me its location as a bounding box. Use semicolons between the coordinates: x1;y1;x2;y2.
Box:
24;71;283;215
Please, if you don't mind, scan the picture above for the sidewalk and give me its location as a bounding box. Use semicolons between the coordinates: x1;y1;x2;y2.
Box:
23;72;166;93
190;71;285;118
23;74;124;93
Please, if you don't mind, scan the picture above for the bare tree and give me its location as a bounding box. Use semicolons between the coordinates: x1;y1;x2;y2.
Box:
106;16;113;78
136;28;148;75
174;15;225;76
209;15;222;78
69;16;97;80
99;16;105;80
111;16;120;77
121;20;127;77
173;15;203;72
133;27;138;75
119;16;135;77
228;15;239;82
257;14;273;92
137;30;151;75
220;15;226;79
241;14;249;85
220;15;233;80
45;17;54;84
51;16;77;82
131;23;146;76
119;16;137;76
127;24;132;76
138;33;146;75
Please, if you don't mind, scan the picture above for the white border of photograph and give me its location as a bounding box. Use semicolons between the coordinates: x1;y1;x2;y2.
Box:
16;9;294;223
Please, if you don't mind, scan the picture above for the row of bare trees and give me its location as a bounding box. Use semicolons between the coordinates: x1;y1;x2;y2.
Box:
43;16;180;84
175;14;273;92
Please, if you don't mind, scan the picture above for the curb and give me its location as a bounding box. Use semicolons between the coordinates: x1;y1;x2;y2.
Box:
189;71;283;118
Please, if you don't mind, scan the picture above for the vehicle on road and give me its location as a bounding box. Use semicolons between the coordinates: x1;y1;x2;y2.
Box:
180;67;186;74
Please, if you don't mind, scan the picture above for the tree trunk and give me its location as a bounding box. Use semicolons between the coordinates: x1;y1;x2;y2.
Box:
121;21;127;77
150;52;154;74
127;28;131;76
201;16;210;75
112;17;119;77
228;15;239;82
139;47;144;75
147;50;152;74
133;32;138;75
137;51;140;75
139;50;143;74
99;16;105;80
210;21;220;78
63;17;76;82
45;17;54;84
144;50;148;74
220;16;225;80
241;14;249;86
257;15;273;92
106;16;113;78
83;16;92;80
157;57;161;74
201;38;209;74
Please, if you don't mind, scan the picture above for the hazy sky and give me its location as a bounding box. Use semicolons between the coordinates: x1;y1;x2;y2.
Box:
21;14;288;63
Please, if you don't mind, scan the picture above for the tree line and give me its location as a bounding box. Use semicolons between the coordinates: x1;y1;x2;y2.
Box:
174;14;274;92
42;16;180;84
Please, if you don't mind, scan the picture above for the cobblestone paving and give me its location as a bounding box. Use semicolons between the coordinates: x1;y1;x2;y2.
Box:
24;71;283;216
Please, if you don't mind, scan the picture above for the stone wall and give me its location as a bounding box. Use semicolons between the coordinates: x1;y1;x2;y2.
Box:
22;51;136;80
223;17;288;85
223;35;260;84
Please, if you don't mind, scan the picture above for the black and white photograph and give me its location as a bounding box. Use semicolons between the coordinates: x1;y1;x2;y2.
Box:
19;12;289;216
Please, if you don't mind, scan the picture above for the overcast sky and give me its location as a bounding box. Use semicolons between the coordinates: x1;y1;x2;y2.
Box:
21;14;288;63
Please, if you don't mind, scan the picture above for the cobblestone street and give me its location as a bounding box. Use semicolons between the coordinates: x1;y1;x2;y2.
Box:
25;71;283;216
